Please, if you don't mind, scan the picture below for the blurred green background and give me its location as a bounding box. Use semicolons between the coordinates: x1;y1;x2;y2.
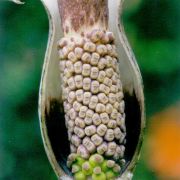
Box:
0;0;180;179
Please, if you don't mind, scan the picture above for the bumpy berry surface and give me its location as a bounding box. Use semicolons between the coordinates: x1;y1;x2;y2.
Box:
58;29;126;179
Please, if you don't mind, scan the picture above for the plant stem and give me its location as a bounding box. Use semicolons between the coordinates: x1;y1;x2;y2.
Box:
58;0;108;36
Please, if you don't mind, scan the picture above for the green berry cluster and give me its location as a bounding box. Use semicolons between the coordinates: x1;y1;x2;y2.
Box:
70;154;121;180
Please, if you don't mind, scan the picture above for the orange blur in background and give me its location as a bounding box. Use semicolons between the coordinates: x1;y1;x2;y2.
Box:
147;105;180;179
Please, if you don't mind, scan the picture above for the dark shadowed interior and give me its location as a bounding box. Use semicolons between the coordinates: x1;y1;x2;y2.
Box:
123;92;141;171
45;98;72;175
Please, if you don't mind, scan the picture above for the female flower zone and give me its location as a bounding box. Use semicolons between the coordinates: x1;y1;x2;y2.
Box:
58;1;127;179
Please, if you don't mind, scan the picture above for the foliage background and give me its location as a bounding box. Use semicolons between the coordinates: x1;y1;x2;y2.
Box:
0;0;180;179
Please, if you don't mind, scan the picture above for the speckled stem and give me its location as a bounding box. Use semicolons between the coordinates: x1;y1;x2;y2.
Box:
58;0;108;36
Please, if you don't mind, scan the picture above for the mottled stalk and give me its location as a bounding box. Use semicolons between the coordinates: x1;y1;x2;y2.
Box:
58;0;108;36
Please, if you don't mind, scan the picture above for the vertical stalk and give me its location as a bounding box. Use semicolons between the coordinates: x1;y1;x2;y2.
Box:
57;1;127;179
58;0;108;36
